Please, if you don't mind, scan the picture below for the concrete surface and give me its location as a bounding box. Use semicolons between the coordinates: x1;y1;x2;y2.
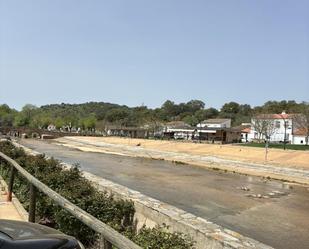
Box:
0;178;28;221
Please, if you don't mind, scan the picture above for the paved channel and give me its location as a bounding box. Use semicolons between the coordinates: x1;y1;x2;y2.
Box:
19;139;309;249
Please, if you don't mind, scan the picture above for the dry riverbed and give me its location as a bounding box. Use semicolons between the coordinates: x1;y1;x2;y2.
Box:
55;136;309;185
62;137;309;168
17;138;309;249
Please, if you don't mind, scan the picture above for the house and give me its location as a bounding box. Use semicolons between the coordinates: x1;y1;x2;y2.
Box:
163;121;194;140
292;128;308;145
194;119;241;143
232;123;251;143
197;118;231;128
248;111;306;144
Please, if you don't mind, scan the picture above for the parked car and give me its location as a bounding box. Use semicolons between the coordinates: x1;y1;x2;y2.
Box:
0;219;84;249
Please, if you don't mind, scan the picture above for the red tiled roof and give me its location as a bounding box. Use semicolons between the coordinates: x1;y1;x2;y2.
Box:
255;113;296;119
293;128;308;136
241;127;251;133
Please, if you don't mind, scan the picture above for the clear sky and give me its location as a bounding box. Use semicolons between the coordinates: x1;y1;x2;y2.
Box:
1;0;308;110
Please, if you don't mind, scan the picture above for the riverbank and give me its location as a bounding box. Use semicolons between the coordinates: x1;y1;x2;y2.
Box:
55;136;309;185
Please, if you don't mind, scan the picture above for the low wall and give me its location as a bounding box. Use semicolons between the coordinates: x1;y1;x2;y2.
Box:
13;141;272;249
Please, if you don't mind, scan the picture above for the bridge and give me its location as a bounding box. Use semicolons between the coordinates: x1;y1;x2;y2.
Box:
0;127;101;139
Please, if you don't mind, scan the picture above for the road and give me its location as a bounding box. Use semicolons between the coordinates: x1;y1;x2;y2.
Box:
19;139;309;249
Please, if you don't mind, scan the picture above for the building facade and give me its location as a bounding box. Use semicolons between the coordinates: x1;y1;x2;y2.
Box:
248;111;306;144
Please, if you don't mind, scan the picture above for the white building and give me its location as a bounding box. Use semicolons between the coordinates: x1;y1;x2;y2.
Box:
47;124;56;131
163;121;194;140
292;128;308;145
248;111;306;145
197;119;231;128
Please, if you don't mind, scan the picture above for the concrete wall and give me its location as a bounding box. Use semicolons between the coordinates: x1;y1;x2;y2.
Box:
293;135;307;145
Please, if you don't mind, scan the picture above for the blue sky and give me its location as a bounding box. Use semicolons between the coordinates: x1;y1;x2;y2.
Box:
0;0;308;110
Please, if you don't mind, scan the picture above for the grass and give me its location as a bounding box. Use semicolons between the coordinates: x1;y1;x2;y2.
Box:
239;143;309;151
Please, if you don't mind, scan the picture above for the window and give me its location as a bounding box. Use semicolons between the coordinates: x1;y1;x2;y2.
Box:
275;121;280;128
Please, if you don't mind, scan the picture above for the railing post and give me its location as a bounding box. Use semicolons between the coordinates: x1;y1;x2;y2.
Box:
29;184;37;223
100;235;113;249
7;166;16;202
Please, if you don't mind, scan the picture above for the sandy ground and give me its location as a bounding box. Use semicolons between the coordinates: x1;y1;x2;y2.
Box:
66;136;309;170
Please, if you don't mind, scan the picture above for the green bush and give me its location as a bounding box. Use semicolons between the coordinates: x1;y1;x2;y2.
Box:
0;141;195;248
132;224;195;249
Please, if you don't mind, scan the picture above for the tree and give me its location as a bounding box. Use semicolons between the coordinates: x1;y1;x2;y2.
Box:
221;102;240;114
252;114;278;160
261;100;303;114
185;100;205;113
81;115;97;130
194;108;219;122
55;117;65;129
21;104;38;121
161;100;178;120
220;102;242;124
14;104;38;127
294;103;309;145
182;115;198;126
0;104;17;127
252;114;278;142
14;113;29;127
105;108;131;126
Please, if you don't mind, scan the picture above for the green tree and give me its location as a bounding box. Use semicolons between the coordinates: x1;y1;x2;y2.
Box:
81;115;97;130
0;104;17;127
14;104;38;127
182;115;198;126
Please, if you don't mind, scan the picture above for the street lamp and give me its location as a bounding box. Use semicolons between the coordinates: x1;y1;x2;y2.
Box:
280;113;287;150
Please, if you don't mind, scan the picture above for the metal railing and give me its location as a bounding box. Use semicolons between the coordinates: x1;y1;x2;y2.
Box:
0;151;142;249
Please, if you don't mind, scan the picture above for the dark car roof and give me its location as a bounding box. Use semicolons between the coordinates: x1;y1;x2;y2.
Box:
0;219;83;249
0;220;63;240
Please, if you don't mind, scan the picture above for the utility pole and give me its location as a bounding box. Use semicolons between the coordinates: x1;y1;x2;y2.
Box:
280;112;287;150
265;137;269;161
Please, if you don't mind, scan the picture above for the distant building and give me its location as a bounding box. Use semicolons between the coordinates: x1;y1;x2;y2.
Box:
194;119;240;143
197;118;231;128
162;119;241;143
292;128;308;145
47;124;56;131
163;121;194;140
248;111;306;144
232;123;251;143
249;112;293;143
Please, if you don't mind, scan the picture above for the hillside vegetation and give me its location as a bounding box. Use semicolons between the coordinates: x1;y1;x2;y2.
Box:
0;100;307;130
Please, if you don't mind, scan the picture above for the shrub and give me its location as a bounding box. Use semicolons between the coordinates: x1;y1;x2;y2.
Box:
132;224;195;249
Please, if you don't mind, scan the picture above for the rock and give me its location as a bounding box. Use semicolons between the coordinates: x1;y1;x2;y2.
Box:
240;186;250;191
273;190;285;195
